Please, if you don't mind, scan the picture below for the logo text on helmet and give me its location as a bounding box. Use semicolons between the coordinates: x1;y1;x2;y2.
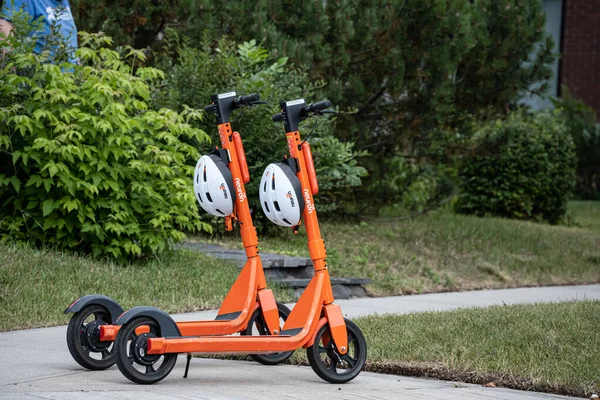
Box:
220;183;229;199
235;178;246;202
286;191;295;207
303;188;314;214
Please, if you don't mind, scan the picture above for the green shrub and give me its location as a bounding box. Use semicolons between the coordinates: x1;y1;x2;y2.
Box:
552;91;600;200
0;30;211;259
355;153;459;217
456;110;576;224
152;36;367;229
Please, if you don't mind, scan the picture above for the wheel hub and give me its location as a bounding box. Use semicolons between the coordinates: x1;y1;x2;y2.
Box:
85;320;111;351
323;341;349;370
133;333;160;365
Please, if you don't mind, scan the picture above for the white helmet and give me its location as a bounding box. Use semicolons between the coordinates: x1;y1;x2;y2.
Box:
193;153;234;217
259;163;305;227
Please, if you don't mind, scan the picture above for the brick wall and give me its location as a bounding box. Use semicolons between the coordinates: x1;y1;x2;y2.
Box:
561;0;600;117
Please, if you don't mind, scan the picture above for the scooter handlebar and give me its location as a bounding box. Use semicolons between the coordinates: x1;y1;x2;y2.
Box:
272;113;284;123
236;93;261;105
306;100;332;113
204;93;261;115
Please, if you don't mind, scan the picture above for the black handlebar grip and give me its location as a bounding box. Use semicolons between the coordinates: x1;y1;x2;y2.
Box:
306;100;332;113
272;113;284;123
204;104;215;113
237;93;260;105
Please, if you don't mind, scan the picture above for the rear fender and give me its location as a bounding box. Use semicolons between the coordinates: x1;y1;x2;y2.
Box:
115;306;181;338
64;294;123;323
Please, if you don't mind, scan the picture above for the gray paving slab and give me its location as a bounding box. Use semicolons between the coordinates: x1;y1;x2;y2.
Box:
1;284;597;399
182;242;313;268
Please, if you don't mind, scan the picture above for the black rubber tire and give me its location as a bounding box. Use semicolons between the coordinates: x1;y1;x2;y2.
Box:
241;302;294;365
306;318;367;384
66;304;115;370
114;316;177;384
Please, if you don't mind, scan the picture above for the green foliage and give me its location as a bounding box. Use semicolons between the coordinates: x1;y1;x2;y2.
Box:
152;36;367;228
552;91;600;200
0;28;211;259
309;136;368;213
361;154;459;216
456;110;576;224
456;0;556;114
69;0;555;149
70;0;186;49
69;0;557;213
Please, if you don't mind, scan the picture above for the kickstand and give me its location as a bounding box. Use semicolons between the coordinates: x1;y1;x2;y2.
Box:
183;353;192;378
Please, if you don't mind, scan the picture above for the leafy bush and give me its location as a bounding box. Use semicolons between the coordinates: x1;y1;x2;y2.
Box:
152;36;367;229
358;155;457;217
552;91;600;200
0;29;211;259
456;110;576;224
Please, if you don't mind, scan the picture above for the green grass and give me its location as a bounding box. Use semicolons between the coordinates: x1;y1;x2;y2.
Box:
210;201;600;296
0;244;291;332
569;200;600;233
217;301;599;397
1;201;599;332
353;301;600;398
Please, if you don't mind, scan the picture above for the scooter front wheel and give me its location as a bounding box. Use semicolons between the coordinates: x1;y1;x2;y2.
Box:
306;318;367;384
242;302;294;365
66;304;115;370
114;316;177;384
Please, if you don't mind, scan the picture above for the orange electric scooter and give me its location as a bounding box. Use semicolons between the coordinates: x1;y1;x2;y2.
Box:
64;92;292;372
112;98;367;384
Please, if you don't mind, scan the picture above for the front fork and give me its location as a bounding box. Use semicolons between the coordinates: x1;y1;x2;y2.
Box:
257;289;282;335
304;304;348;355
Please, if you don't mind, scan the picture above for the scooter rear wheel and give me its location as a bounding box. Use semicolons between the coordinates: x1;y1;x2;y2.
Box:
242;302;294;365
306;318;367;384
114;316;177;384
66;304;115;370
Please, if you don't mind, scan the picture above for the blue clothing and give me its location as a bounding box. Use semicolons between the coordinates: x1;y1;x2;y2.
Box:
1;0;78;63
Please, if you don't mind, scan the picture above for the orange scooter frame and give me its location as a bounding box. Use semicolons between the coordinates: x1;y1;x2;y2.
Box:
113;98;367;384
64;92;289;372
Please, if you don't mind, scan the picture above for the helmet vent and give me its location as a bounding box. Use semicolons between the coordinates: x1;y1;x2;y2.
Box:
215;209;224;215
263;181;267;192
198;195;203;203
282;218;291;225
271;174;276;190
263;202;270;213
206;192;213;203
203;167;207;182
274;201;281;212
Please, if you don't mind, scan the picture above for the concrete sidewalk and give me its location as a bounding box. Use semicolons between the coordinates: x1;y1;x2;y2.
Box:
1;284;598;399
176;283;600;321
